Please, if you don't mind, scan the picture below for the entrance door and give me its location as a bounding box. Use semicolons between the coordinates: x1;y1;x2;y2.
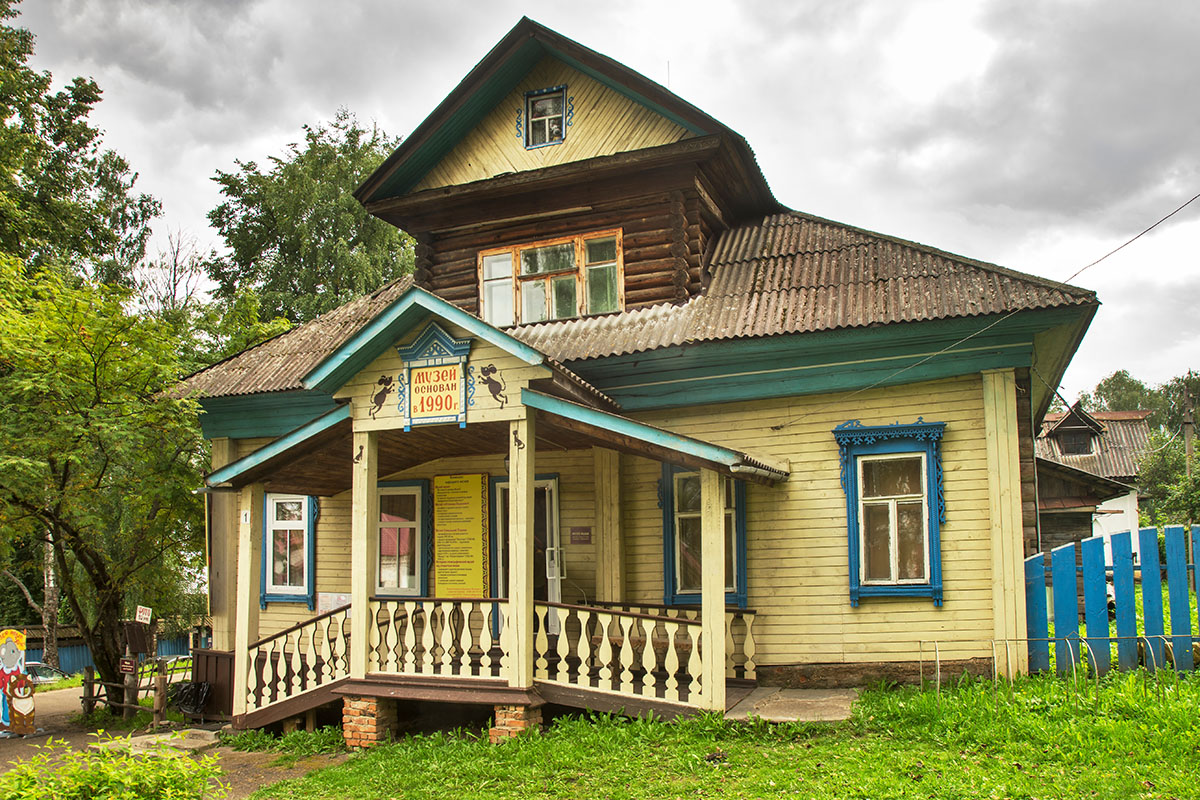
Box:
494;478;562;629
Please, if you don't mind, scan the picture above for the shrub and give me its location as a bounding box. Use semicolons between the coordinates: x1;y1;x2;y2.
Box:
0;735;226;799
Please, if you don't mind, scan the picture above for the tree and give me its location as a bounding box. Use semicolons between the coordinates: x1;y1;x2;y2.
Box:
0;259;206;698
207;108;414;323
0;0;158;284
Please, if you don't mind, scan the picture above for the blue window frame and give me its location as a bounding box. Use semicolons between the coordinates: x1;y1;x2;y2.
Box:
261;494;318;610
833;419;946;607
376;480;433;597
660;464;747;608
524;85;567;149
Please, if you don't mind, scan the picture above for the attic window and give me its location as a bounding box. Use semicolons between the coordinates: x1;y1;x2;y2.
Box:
525;86;566;148
1059;430;1092;455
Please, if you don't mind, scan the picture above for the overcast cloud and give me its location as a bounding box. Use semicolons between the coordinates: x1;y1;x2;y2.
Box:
17;0;1200;398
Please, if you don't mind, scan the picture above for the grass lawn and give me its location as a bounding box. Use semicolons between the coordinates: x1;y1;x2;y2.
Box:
248;672;1200;800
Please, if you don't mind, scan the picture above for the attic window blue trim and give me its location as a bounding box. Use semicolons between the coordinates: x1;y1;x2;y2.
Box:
260;494;318;610
659;464;747;608
524;85;567;149
833;419;946;607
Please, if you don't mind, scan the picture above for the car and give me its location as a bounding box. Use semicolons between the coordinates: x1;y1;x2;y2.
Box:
23;662;70;685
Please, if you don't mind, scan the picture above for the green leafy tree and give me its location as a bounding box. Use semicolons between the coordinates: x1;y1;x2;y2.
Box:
207;108;414;323
0;0;159;283
0;259;206;698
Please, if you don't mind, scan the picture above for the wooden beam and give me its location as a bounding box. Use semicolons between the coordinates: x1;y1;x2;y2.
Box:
699;469;725;711
349;429;379;680
507;410;536;688
232;482;264;717
593;447;623;603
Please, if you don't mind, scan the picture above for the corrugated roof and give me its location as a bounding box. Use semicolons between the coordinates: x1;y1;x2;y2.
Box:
1036;411;1152;481
181;210;1097;400
513;211;1096;362
178;277;416;398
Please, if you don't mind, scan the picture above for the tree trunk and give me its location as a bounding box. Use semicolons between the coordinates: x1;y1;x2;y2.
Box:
41;537;59;670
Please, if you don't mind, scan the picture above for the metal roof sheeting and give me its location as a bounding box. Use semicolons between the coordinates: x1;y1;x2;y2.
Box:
181;211;1096;399
514;211;1096;362
1036;410;1153;481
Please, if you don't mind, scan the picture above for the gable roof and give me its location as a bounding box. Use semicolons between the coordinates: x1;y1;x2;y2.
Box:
180;210;1097;404
512;210;1098;361
1036;408;1152;481
354;17;774;212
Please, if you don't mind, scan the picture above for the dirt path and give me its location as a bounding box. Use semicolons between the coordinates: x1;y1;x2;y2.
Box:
213;748;350;799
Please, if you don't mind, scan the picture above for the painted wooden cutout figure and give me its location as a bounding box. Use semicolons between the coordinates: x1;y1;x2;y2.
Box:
369;375;395;419
6;675;33;735
479;364;507;407
0;629;26;732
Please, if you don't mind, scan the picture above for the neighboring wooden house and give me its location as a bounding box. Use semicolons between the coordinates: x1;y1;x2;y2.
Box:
1035;404;1152;561
180;19;1098;741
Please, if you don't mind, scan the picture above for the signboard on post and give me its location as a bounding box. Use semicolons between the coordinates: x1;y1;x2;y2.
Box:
432;474;490;597
135;605;152;624
119;657;137;675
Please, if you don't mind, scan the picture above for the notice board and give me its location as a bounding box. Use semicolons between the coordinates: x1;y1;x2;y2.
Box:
433;474;490;597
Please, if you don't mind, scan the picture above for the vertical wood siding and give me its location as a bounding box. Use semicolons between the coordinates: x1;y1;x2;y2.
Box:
413;56;691;192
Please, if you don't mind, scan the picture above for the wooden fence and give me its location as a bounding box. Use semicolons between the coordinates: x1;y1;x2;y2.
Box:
81;656;194;723
1025;525;1199;675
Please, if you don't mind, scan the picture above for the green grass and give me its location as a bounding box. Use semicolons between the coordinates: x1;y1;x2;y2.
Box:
221;726;348;767
248;673;1200;799
38;673;83;692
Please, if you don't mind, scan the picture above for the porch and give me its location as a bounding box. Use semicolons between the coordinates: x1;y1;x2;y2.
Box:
233;597;758;728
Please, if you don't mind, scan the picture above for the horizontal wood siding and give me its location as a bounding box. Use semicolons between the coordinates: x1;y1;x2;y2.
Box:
414;56;690;192
422;190;707;315
624;374;998;665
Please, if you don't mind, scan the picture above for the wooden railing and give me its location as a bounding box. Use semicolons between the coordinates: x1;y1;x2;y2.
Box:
367;598;508;679
590;601;756;680
245;605;350;714
533;602;704;706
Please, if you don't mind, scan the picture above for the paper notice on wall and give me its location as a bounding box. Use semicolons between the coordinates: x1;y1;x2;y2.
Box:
317;592;351;616
433;474;490;598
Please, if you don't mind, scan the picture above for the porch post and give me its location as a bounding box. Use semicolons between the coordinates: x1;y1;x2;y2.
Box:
232;482;264;717
507;409;536;688
593;446;623;602
699;468;726;711
350;429;379;680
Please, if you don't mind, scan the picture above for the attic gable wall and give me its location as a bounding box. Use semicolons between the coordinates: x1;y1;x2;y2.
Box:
412;56;692;192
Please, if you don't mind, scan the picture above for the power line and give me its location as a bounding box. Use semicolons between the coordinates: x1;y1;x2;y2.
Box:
1065;190;1200;284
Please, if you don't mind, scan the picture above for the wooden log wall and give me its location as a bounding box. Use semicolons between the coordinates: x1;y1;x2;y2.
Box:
415;187;721;315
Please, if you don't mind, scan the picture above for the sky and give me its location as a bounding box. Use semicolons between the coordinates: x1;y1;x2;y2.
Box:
17;0;1200;399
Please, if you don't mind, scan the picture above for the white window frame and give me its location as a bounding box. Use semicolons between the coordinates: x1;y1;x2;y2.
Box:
492;477;561;601
671;472;736;594
856;452;930;586
265;493;311;596
376;485;425;597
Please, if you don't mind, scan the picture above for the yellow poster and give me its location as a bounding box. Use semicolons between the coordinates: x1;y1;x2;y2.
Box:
433;474;490;597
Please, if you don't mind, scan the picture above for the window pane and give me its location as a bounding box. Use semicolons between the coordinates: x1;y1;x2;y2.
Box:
677;516;701;593
288;531;305;586
897;501;926;580
380;493;416;523
522;280;547;323
531;95;561;118
275;500;303;522
547;117;563;142
724;513;735;590
862;457;922;498
586;264;618;314
379;527;399;589
585;237;617;264
482;253;512;280
483;279;514;327
529;122;547;146
675;474;700;513
272;531;289;585
862;503;892;582
551;275;577;319
521;243;574;275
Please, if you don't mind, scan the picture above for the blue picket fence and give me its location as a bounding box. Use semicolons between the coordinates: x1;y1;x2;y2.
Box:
1025;525;1200;674
26;634;191;674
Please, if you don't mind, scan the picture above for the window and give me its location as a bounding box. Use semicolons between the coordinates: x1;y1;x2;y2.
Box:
1058;430;1092;455
525;86;566;148
489;476;561;602
479;230;623;326
833;419;946;607
660;465;747;607
377;481;430;596
261;494;317;609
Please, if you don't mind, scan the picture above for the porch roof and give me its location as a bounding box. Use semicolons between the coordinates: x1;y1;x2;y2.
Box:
205;389;788;495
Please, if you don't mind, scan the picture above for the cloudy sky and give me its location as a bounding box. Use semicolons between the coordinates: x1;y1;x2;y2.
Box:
18;0;1200;398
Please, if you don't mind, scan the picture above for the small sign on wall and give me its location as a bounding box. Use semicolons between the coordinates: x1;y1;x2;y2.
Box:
317;592;351;615
570;526;592;545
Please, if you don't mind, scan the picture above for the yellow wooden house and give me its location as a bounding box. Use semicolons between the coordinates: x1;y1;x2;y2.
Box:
181;19;1098;743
